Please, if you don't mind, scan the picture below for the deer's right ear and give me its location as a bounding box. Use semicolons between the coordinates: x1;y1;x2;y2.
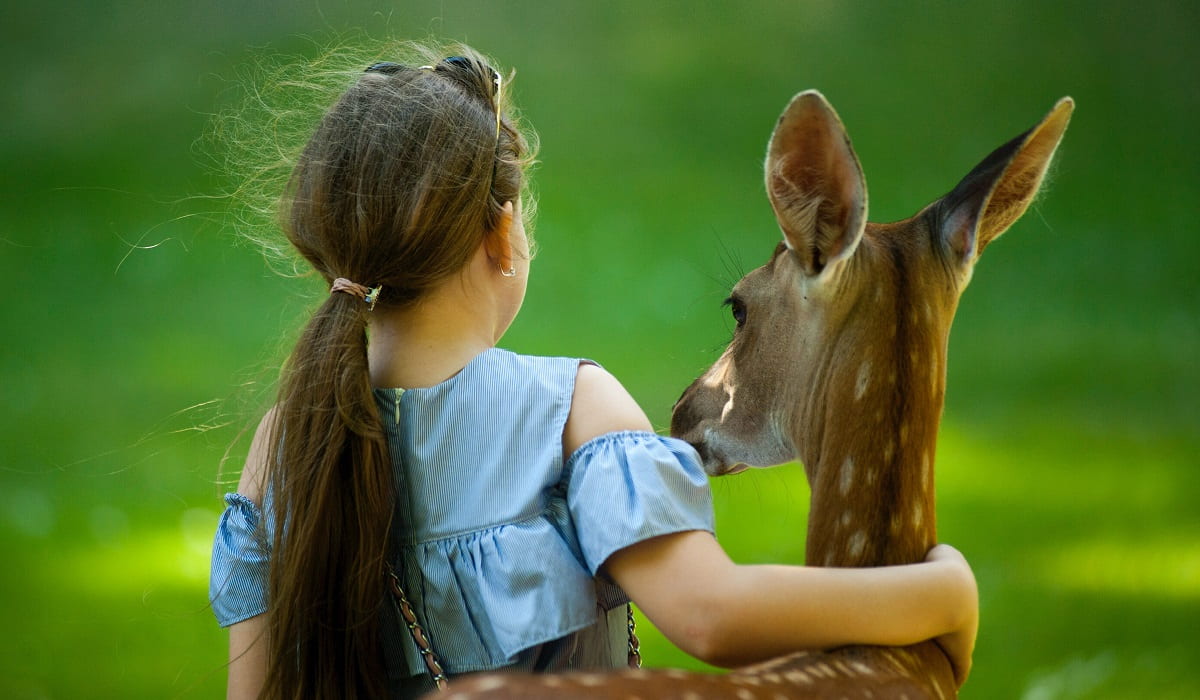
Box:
765;90;867;278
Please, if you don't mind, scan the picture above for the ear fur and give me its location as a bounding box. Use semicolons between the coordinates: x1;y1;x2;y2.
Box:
765;90;868;278
937;97;1074;263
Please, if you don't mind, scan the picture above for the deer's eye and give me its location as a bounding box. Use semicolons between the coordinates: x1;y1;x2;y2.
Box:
724;296;747;328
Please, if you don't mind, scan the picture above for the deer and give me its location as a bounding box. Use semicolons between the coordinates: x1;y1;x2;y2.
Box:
441;91;1073;699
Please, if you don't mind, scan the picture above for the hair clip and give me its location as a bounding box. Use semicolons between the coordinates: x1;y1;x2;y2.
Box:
365;62;403;74
364;284;383;311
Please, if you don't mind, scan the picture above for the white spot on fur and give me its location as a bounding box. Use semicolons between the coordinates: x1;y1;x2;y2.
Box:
885;649;908;672
762;672;782;683
840;510;852;529
665;669;690;680
855;361;871;401
851;660;875;676
784;670;812;684
921;453;931;491
848;530;866;559
736;689;756;700
720;383;737;421
912;501;924;529
575;674;605;687
839;457;855;496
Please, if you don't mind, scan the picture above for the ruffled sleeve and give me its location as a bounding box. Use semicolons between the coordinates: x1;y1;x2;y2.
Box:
209;493;269;627
565;431;715;574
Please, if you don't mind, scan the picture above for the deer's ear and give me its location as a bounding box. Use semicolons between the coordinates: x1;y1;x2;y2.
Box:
765;90;867;278
937;97;1074;264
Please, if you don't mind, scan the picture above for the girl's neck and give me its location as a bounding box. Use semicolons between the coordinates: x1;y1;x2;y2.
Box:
367;254;509;389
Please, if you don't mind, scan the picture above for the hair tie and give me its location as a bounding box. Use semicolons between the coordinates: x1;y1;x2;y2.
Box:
330;278;382;311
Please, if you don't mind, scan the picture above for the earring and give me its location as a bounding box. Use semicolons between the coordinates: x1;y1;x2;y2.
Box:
500;264;517;278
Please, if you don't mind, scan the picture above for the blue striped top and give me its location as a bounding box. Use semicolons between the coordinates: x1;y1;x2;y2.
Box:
209;348;714;684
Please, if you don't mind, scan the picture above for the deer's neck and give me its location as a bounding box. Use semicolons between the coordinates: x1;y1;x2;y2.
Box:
799;281;949;568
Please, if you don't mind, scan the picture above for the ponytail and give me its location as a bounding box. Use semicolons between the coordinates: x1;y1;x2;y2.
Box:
262;291;394;699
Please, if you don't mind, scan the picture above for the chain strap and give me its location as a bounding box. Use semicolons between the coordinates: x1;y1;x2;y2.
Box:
626;603;642;668
387;567;448;691
387;565;643;689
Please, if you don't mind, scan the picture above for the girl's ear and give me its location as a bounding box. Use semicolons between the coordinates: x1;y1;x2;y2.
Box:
483;201;516;272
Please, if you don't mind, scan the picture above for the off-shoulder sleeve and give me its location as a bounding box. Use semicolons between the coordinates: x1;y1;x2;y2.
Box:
209;493;269;627
564;431;715;574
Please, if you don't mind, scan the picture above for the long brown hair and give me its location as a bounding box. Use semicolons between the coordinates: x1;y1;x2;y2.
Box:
257;44;532;698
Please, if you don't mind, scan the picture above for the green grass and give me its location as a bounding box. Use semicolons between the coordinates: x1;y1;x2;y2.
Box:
1;1;1197;698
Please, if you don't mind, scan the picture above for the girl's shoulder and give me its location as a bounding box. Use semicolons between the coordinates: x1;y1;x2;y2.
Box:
236;405;279;507
563;362;654;457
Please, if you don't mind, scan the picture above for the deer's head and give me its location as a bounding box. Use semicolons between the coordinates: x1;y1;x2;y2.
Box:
672;92;1073;488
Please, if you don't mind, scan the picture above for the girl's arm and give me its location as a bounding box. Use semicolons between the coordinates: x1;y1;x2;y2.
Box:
564;364;978;683
227;616;268;700
604;531;976;681
224;410;274;700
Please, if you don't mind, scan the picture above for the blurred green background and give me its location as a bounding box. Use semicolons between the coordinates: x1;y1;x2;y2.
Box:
2;1;1196;698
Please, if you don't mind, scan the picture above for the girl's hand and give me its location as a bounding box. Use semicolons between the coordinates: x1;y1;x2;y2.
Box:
925;544;978;687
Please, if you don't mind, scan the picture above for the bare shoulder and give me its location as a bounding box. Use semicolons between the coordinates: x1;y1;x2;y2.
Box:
563;362;654;458
236;406;279;506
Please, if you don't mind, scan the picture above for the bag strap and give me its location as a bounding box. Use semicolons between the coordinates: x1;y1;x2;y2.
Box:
626;603;642;668
386;566;642;692
386;566;448;691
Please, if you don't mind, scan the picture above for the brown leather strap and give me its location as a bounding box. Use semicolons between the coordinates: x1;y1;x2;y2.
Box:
387;567;448;691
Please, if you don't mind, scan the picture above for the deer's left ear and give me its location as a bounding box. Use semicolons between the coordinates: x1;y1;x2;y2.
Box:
766;90;867;278
937;97;1074;264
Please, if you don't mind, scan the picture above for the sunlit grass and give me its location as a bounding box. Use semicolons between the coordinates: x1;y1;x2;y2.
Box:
1030;536;1200;601
42;508;220;595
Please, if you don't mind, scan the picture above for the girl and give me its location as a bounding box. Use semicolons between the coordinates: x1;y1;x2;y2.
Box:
210;44;977;700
